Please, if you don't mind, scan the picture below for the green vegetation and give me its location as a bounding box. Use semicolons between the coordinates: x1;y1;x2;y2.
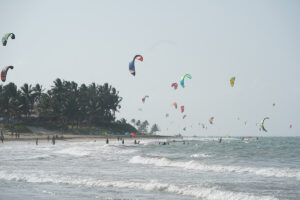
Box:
130;119;160;135
0;79;137;134
0;122;32;133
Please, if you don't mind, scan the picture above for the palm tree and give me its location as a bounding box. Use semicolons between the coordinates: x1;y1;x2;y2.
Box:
20;83;34;118
2;83;20;122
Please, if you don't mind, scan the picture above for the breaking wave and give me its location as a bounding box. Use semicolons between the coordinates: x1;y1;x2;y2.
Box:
0;171;277;200
129;156;300;179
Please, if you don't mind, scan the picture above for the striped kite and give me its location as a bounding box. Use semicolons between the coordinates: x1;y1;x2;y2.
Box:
1;66;14;82
129;55;143;76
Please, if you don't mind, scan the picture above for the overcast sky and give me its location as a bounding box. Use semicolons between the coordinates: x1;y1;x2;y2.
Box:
1;0;299;136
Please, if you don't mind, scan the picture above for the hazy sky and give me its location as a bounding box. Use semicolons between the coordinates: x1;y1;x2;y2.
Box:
1;0;299;136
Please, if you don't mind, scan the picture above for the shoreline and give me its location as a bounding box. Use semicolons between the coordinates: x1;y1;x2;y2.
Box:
0;133;178;143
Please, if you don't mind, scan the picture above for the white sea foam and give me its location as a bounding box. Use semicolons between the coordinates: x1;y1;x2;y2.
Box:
129;156;300;179
55;147;91;157
0;171;277;200
97;145;138;155
190;153;211;158
27;154;52;160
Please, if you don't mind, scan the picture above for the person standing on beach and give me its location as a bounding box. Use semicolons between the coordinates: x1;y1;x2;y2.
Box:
106;138;109;144
122;139;124;144
52;136;55;145
0;134;4;143
36;138;38;145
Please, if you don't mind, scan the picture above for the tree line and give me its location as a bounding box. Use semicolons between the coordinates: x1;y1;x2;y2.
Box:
130;119;160;135
0;78;136;133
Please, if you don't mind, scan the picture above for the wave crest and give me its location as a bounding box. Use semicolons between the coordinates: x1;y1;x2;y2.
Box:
129;156;300;179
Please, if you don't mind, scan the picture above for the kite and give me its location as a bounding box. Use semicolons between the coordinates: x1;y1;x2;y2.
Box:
171;82;178;90
129;55;143;76
180;74;192;88
1;66;14;82
142;95;149;103
2;33;15;46
183;115;186;119
230;77;235;87
273;103;276;107
180;106;184;113
209;117;214;124
260;117;269;132
130;133;137;137
173;102;177;109
125;132;130;136
166;113;169;117
290;124;292;128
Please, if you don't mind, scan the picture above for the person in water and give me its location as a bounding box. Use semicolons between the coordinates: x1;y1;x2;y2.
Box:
122;139;124;144
219;137;222;143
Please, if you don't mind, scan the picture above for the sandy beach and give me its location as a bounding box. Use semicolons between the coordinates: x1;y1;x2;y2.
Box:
0;126;176;143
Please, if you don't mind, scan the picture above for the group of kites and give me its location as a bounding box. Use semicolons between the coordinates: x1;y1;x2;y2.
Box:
129;54;293;134
1;33;15;82
1;33;292;134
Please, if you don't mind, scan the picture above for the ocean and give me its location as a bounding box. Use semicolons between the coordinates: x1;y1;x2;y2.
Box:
0;137;299;200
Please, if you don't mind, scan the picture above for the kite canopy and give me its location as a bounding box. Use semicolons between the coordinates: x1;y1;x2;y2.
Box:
142;95;149;103
182;115;186;119
273;103;276;107
2;33;15;46
130;132;137;137
171;82;178;90
173;102;177;109
180;74;192;88
209;117;214;124
129;55;143;76
260;117;269;132
125;132;130;136
1;66;14;82
230;77;235;87
166;113;169;117
290;124;292;128
180;106;184;113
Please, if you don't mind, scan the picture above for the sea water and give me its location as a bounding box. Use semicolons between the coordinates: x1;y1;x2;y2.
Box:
0;137;299;200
